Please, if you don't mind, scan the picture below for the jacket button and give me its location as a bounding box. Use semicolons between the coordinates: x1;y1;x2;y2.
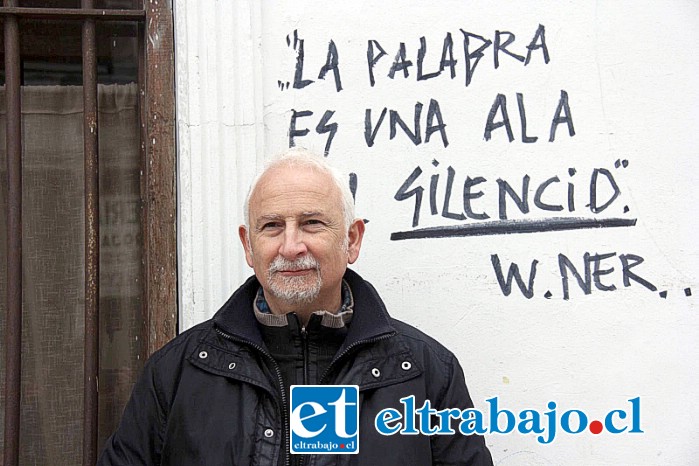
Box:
228;362;236;370
401;361;412;371
264;429;274;438
198;351;208;359
371;368;381;378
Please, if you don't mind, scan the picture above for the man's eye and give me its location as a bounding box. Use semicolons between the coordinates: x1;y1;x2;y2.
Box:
304;219;324;227
261;222;281;230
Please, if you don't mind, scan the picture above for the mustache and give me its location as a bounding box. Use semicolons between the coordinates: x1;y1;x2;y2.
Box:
268;254;319;273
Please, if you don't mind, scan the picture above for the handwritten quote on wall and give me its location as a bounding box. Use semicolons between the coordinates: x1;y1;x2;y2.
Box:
276;26;691;301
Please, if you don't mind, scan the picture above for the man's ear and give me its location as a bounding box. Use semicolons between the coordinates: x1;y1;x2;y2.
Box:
238;225;254;267
346;219;365;264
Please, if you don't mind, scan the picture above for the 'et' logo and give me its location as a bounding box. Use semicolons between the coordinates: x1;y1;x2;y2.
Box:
289;385;359;454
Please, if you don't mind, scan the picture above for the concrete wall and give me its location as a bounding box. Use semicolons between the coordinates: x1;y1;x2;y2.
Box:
174;1;699;464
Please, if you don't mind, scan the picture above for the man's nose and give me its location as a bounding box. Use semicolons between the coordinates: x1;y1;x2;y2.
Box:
279;226;308;259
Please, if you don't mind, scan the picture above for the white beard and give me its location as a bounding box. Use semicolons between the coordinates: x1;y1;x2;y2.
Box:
266;254;322;304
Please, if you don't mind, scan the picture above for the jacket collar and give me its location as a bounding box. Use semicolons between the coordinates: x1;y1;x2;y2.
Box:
212;269;396;351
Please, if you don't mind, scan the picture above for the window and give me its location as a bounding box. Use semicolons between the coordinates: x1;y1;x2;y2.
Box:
0;1;176;464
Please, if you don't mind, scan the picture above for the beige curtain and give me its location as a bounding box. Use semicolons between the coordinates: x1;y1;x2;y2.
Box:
0;84;144;465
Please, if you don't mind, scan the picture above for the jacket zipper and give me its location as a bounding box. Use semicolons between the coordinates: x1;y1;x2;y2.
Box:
215;327;292;466
297;320;308;466
301;326;309;385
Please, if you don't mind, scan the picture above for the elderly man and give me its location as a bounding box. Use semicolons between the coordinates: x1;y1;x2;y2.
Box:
98;149;493;465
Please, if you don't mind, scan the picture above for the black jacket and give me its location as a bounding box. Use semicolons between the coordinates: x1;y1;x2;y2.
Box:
98;269;493;466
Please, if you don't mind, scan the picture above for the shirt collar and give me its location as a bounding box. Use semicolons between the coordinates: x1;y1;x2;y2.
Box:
254;280;354;328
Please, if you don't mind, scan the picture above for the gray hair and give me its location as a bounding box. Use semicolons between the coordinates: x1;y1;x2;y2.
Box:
243;148;356;231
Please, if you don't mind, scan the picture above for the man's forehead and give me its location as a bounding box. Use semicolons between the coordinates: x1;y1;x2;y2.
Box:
251;166;338;202
255;163;324;189
248;165;343;219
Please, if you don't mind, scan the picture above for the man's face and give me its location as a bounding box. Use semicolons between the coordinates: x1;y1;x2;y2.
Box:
239;164;364;313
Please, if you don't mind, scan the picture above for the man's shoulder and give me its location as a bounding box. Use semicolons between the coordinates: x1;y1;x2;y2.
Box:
146;276;261;366
345;269;460;368
388;318;459;369
146;319;214;367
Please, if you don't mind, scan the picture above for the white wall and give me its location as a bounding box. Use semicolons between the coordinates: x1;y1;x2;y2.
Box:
175;1;699;464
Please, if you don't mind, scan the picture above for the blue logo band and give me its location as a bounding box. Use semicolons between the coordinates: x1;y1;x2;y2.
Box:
290;385;359;454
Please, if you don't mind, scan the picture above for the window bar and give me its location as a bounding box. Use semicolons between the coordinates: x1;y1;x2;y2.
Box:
81;0;100;464
137;17;149;361
0;7;144;20
3;0;23;465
